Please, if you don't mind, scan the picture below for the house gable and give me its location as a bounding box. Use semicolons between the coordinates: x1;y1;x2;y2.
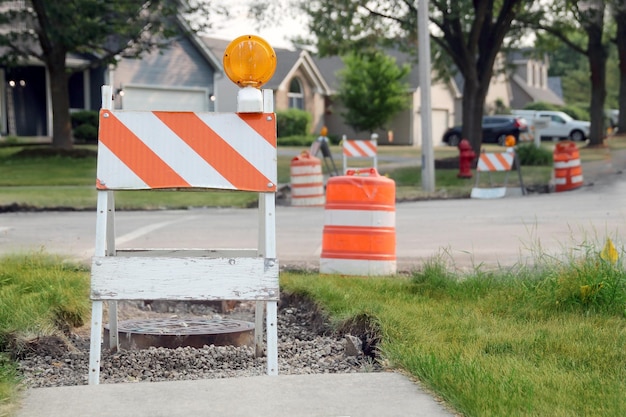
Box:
113;34;220;111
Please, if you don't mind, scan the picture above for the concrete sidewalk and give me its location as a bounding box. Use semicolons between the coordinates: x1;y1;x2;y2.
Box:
15;372;456;417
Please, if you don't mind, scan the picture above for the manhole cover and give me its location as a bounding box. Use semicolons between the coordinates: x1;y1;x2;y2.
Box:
104;318;254;350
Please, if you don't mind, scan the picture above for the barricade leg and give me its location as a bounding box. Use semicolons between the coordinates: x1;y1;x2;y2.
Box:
254;301;264;357
266;300;278;375
88;300;103;385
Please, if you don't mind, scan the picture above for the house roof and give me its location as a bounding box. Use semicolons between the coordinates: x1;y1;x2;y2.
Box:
511;74;564;106
548;76;563;99
312;49;420;94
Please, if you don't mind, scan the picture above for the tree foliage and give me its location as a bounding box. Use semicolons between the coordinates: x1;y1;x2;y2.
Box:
336;50;410;133
532;0;611;146
0;0;224;150
294;0;539;154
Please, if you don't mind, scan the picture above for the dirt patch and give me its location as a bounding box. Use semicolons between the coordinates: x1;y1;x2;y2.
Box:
7;293;382;362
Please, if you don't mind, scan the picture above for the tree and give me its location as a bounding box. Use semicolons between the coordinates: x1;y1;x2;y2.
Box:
534;1;610;146
612;1;626;132
336;50;410;133
0;0;222;150
292;0;538;154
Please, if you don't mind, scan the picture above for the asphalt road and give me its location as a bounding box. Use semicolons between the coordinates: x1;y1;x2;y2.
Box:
1;165;625;271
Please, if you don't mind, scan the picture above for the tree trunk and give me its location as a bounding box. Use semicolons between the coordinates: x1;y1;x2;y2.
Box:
47;49;73;150
617;11;626;133
461;73;490;156
585;5;607;146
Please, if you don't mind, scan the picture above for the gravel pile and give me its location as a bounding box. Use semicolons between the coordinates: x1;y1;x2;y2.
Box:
17;295;382;388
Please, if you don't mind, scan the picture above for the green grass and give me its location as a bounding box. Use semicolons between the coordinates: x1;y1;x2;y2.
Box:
0;253;90;413
1;239;626;416
0;143;558;209
281;240;626;416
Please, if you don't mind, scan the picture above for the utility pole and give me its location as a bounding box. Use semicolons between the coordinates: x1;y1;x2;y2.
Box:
417;0;435;192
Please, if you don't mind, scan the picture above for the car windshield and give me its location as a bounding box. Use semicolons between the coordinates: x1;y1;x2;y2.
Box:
558;112;573;122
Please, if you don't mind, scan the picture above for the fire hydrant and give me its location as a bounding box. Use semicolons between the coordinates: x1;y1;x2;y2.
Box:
457;139;476;179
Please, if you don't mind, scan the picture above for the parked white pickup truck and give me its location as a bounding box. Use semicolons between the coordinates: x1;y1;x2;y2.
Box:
511;110;590;142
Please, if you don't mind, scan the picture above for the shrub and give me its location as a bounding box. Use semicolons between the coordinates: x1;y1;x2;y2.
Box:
516;143;552;166
71;110;98;128
523;101;559;111
276;109;311;137
73;124;98;143
71;110;99;144
560;104;589;121
277;135;315;147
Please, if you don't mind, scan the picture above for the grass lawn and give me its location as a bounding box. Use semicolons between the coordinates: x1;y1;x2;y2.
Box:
1;137;626;415
281;242;626;416
0;141;563;209
2;244;626;416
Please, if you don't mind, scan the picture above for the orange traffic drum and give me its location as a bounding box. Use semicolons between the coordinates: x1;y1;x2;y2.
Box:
553;141;583;192
320;168;396;275
290;151;325;206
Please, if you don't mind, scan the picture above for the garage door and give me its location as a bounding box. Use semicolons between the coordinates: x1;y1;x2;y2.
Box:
431;109;449;147
122;85;209;111
414;109;450;147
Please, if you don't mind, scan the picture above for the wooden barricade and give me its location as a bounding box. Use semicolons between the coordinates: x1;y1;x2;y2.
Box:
342;136;378;173
88;85;279;384
471;150;526;199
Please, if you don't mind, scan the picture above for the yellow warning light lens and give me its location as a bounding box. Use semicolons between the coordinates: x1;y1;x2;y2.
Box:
223;35;277;88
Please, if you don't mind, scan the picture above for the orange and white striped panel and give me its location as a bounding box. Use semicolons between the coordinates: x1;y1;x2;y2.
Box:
96;110;277;192
477;152;514;172
342;139;377;157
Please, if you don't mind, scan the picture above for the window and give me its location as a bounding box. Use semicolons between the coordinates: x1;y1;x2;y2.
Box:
288;78;304;110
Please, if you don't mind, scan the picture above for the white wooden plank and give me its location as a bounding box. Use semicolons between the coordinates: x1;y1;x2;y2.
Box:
115;249;258;258
91;256;279;300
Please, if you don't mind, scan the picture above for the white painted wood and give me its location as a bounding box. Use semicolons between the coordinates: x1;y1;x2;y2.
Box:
105;191;118;351
91;256;279;300
89;85;280;383
88;300;103;385
263;89;274;113
259;193;277;258
115;249;257;258
266;300;278;375
255;301;264;357
101;85;112;109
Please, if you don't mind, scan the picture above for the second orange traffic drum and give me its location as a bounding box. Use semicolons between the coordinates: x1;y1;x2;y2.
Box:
320;168;396;276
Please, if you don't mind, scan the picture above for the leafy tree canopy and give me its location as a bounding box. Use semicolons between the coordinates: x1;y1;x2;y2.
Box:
0;0;225;150
337;49;410;133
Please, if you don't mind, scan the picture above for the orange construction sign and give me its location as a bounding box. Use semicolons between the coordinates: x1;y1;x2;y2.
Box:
97;110;277;192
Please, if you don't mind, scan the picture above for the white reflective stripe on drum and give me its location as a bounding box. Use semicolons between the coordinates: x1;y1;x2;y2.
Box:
324;209;395;228
320;258;396;276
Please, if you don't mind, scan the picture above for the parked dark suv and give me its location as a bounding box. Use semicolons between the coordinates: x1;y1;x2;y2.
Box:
442;115;529;146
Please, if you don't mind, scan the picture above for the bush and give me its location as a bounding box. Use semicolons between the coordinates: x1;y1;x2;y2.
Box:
277;135;315;147
73;124;98;143
560;104;589;121
523;101;559;111
71;110;98;128
71;110;99;144
516;143;552;166
276;109;311;137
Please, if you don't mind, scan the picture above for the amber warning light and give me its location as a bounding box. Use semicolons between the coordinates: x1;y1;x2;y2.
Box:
223;35;277;113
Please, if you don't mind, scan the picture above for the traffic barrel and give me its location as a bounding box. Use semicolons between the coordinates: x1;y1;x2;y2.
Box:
320;168;396;275
290;151;325;206
553;141;583;192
